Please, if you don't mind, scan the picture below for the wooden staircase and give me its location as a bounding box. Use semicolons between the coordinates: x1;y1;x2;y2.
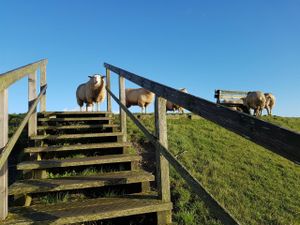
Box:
3;111;172;224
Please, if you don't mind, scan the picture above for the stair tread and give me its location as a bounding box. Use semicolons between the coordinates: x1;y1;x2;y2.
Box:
3;196;172;225
39;111;112;115
30;132;123;140
38;117;112;121
37;124;118;130
17;154;140;170
24;142;131;153
9;171;154;195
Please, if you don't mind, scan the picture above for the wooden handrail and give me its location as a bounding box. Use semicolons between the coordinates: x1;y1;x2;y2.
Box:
106;87;241;225
0;59;47;92
0;85;47;170
104;63;300;163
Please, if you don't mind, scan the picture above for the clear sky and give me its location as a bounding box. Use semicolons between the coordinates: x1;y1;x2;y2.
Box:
1;0;299;116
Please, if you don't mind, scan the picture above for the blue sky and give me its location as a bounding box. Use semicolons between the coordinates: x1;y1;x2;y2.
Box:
1;0;299;116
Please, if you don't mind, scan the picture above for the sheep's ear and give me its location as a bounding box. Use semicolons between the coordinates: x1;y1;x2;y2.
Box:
101;76;106;79
88;76;93;78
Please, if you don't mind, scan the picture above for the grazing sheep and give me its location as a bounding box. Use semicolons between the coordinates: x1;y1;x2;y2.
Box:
166;88;188;113
76;74;106;111
125;88;155;114
264;93;276;116
242;91;266;117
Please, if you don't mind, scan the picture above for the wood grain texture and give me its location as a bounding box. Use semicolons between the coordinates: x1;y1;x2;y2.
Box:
17;154;141;170
0;59;47;92
104;63;300;163
119;75;127;142
40;62;47;112
2;196;172;225
9;171;154;195
30;132;123;140
24;142;130;153
0;89;8;220
106;68;112;112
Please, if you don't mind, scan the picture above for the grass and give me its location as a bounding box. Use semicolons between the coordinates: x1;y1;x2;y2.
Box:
126;114;300;225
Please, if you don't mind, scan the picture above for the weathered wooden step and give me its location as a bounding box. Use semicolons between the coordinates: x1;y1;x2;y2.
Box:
37;124;118;130
9;171;154;195
38;117;112;122
39;111;112;116
24;142;131;153
30;132;123;140
17;154;140;170
2;196;172;225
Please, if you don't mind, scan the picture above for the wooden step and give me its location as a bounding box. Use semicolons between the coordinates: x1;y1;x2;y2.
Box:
24;142;131;153
2;196;172;225
17;154;140;170
38;117;112;122
37;124;118;130
9;171;154;195
39;111;112;116
30;132;123;140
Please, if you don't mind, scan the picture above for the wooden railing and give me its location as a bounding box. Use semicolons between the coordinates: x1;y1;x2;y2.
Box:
0;59;48;220
104;62;300;225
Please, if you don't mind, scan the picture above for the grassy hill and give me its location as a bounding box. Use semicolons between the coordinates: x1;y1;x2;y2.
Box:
127;114;300;225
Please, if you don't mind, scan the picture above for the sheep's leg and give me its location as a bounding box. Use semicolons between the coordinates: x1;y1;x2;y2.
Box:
86;105;88;112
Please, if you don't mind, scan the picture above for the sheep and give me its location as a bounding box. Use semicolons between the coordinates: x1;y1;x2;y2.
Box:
264;93;276;116
242;91;266;117
76;74;106;111
166;88;188;113
125;88;155;114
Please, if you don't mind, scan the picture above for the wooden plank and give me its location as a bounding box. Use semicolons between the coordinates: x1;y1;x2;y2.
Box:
24;142;131;153
28;71;37;137
2;197;172;225
155;97;171;202
38;117;112;122
17;154;141;170
106;68;112;112
40;62;47;112
30;132;123;140
9;171;154;195
106;87;241;225
104;63;300;163
0;86;47;171
155;96;172;224
0;59;47;92
37;124;118;130
119;75;127;142
39;111;112;115
0;89;8;220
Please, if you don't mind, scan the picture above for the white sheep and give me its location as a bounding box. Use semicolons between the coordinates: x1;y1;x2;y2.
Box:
125;88;155;114
76;74;106;111
166;88;188;114
264;93;276;116
242;91;266;116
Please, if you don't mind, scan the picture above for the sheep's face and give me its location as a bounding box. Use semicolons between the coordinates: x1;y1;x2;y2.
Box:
89;75;102;85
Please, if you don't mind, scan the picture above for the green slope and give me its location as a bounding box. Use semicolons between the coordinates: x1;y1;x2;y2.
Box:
127;115;300;225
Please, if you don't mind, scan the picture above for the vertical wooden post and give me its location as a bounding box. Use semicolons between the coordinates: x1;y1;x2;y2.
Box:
28;71;37;137
106;68;112;112
0;89;8;220
155;96;172;224
119;76;127;142
40;63;47;112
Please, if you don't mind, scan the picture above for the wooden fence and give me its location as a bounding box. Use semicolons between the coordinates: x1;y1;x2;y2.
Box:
0;59;48;220
104;62;300;225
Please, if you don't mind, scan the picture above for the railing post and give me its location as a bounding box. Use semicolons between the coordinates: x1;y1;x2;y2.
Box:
40;63;47;112
28;71;37;137
106;68;112;112
119;76;127;142
0;89;8;220
155;96;172;224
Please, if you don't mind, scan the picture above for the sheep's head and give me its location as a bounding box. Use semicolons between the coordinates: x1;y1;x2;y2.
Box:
88;74;106;85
